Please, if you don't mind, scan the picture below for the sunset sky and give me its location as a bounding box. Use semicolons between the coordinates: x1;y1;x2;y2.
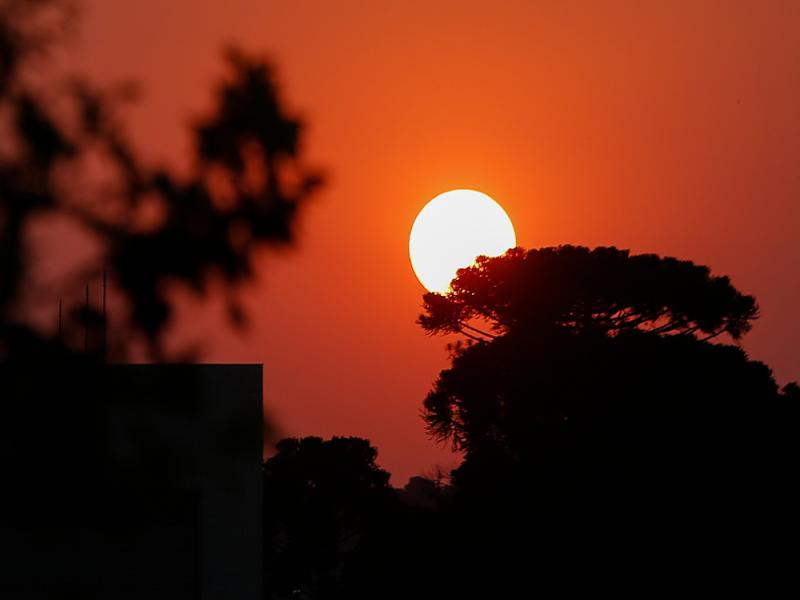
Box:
66;0;799;484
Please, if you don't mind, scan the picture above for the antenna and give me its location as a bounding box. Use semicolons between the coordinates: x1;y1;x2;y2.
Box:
58;298;62;345
102;271;107;362
84;283;89;354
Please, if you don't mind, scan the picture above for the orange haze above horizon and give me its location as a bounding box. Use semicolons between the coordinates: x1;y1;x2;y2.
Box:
65;0;799;484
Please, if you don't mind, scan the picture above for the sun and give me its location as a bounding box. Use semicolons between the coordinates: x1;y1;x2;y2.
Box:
409;189;516;293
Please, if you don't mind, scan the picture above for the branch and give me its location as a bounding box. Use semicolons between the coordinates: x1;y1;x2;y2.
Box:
460;321;497;340
698;328;726;342
456;327;486;343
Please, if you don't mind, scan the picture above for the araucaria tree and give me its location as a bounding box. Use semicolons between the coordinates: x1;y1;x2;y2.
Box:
419;245;762;450
418;245;798;595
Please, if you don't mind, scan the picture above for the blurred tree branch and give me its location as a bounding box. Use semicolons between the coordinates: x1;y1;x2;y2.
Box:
0;0;322;360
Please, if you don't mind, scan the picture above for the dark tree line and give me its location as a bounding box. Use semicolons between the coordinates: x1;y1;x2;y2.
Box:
266;246;800;599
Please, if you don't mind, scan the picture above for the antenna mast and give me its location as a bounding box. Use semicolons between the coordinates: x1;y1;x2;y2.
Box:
102;271;107;361
84;283;89;354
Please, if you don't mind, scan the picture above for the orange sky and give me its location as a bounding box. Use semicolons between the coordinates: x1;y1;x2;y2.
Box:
68;0;800;484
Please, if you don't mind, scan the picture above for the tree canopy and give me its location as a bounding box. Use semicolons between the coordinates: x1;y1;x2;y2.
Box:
412;245;798;595
264;437;395;599
419;245;758;342
418;246;770;454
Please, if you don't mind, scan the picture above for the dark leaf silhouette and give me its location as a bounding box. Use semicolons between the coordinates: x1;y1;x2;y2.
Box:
0;0;321;360
419;245;758;342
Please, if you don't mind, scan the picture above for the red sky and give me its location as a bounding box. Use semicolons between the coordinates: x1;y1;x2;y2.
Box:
67;0;799;484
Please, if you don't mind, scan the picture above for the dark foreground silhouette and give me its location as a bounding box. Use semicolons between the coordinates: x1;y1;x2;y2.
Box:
265;247;800;599
1;364;264;600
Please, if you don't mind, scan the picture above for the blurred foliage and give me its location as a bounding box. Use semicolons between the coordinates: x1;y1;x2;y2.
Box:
0;0;322;360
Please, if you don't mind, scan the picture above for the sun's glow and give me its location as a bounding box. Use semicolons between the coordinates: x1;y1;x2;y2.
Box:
409;189;516;293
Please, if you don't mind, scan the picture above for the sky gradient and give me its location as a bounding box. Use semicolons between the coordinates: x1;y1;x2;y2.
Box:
66;0;800;483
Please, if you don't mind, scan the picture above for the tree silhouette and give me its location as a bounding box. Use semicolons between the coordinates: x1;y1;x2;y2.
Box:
264;437;396;599
0;0;321;360
260;247;798;597
264;438;466;600
417;245;799;595
420;245;758;344
419;245;764;449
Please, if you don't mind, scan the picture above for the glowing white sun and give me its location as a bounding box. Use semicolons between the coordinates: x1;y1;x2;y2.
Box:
409;189;516;293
